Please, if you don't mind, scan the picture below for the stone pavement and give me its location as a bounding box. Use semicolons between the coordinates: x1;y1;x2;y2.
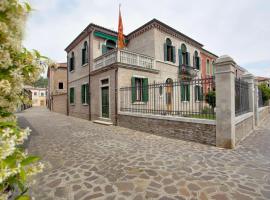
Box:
17;107;270;200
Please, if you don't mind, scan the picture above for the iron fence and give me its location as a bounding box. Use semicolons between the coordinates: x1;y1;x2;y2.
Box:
120;77;216;119
235;78;249;116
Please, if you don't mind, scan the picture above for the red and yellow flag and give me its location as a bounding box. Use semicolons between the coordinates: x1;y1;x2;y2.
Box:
118;5;125;49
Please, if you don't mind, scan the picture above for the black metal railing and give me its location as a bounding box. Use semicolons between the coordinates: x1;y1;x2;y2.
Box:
235;78;249;116
120;77;216;119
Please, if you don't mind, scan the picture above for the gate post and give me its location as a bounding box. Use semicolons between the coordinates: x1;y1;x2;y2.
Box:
254;80;259;126
215;55;236;149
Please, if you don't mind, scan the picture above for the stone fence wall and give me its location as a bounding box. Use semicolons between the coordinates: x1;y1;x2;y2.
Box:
118;112;216;145
258;106;270;125
235;112;254;144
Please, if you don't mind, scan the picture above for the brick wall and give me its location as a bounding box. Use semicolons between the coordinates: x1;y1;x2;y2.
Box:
118;113;216;145
52;94;67;115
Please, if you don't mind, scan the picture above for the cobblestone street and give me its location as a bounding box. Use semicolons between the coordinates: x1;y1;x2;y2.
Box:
17;107;270;200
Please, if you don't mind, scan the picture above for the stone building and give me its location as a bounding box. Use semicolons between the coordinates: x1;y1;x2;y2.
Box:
47;63;67;115
27;87;47;107
256;76;270;87
65;18;218;124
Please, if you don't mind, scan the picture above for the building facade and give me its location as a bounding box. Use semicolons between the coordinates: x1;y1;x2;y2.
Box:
28;87;47;107
65;19;218;124
256;76;270;87
47;63;68;114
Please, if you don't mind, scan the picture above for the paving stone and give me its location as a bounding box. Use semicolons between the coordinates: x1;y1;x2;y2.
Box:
17;108;270;200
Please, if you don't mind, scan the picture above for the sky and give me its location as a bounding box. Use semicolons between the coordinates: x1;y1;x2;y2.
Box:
23;0;270;77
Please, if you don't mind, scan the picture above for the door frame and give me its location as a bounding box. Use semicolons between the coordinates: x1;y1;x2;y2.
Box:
99;77;110;119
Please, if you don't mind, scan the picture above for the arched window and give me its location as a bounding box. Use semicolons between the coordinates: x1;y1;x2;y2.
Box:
164;38;175;63
82;41;88;65
180;44;190;67
194;51;200;70
69;52;75;72
102;40;116;54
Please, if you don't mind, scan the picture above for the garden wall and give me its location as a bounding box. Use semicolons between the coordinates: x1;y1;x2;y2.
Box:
118;112;216;145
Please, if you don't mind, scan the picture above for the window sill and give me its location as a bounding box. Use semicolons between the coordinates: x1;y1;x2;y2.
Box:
70;70;75;73
82;103;89;106
81;63;88;67
181;101;190;103
132;102;146;105
70;103;75;106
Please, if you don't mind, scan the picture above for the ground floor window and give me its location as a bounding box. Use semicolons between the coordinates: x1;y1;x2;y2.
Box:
181;84;190;101
70;87;75;104
131;77;148;103
81;83;89;104
195;85;203;101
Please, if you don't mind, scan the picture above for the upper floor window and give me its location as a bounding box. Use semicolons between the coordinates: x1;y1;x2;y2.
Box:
194;51;200;70
82;41;88;65
69;52;75;72
206;59;210;75
40;92;44;96
179;44;190;66
102;40;116;54
164;38;175;63
58;82;64;89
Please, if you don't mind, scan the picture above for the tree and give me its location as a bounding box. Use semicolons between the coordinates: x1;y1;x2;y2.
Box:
258;83;270;105
205;91;216;108
0;1;47;199
34;77;48;88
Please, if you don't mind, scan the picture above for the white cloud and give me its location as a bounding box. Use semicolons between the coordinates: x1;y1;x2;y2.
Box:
24;0;270;76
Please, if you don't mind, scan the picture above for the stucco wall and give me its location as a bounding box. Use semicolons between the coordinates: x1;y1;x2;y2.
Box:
52;94;67;115
68;76;89;120
90;68;117;124
67;35;90;83
258;106;270;124
235;113;254;144
118;113;216;145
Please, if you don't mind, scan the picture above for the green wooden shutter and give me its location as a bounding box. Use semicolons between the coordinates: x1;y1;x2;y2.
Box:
82;49;85;65
198;57;201;70
102;44;107;54
164;43;167;61
181;85;185;101
70;88;74;104
81;85;85;104
200;86;203;101
195;86;198;101
131;77;136;103
172;46;176;63
186;52;190;66
187;85;190;101
178;49;182;66
86;83;90;104
142;78;149;102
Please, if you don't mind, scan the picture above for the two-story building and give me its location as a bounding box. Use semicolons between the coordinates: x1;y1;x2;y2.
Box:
65;19;218;125
47;63;67;114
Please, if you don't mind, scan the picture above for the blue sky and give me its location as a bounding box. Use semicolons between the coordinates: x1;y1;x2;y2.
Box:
24;0;270;77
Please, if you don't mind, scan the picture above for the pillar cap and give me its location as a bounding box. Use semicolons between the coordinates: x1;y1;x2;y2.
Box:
215;55;236;66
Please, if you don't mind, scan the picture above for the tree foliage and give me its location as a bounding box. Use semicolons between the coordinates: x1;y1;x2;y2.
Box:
33;77;48;88
258;83;270;105
0;1;47;199
205;91;216;108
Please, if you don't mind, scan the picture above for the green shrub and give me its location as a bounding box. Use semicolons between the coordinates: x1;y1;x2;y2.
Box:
205;91;216;108
258;83;270;105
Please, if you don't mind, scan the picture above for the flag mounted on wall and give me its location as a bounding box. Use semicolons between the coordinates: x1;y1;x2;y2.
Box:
118;4;125;49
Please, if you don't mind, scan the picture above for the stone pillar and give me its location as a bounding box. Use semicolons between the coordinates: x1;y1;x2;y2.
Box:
254;80;259;126
215;55;236;149
242;73;255;128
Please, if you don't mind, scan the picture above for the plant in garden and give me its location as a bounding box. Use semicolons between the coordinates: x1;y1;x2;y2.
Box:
258;83;270;105
205;91;216;108
1;1;47;199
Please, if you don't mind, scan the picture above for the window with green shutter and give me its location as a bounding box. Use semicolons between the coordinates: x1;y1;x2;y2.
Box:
81;41;88;65
131;77;148;103
181;84;190;101
81;83;89;104
195;86;203;101
70;87;75;104
164;38;175;63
